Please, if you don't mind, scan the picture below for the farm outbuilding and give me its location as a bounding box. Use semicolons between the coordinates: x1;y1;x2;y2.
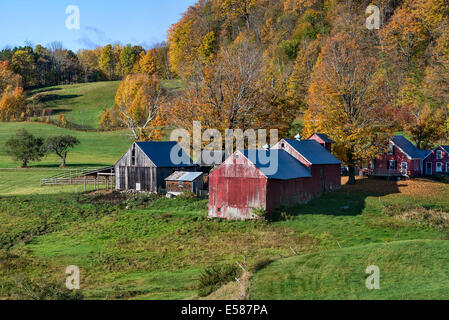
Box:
307;133;335;153
208;135;342;220
273;138;341;193
165;171;204;196
114;141;197;192
208;149;315;220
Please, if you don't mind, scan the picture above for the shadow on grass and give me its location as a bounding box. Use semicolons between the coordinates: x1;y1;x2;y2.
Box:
34;94;82;104
273;177;402;218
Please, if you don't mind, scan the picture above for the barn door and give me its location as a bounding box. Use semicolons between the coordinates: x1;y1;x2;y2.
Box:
127;167;151;191
119;167;126;190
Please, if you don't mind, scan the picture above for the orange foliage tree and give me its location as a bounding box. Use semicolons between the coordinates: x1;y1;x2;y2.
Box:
304;32;393;184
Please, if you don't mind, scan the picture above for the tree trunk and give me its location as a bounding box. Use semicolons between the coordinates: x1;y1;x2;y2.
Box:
21;160;28;168
60;157;66;168
348;165;356;185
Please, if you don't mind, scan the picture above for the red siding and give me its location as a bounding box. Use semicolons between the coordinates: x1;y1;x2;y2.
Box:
208;152;267;220
308;134;332;152
374;146;421;177
424;146;449;175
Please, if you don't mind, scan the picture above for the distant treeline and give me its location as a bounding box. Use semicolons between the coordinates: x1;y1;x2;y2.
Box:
0;42;173;89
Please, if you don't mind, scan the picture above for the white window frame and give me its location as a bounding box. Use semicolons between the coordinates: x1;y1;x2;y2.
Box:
436;150;443;160
436;162;443;173
446;162;449;173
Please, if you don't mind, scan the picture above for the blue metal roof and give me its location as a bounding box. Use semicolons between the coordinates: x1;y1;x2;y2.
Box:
310;133;335;143
136;141;195;167
441;146;449;154
391;136;430;159
241;149;312;180
283;139;341;165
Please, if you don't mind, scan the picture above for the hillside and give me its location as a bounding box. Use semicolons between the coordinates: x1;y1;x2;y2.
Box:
29;81;120;130
249;240;449;300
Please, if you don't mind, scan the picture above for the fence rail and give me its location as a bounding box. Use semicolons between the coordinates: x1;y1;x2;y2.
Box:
371;169;404;177
40;167;114;189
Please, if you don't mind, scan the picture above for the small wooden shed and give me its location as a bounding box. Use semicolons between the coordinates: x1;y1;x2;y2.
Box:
114;141;197;192
165;171;204;196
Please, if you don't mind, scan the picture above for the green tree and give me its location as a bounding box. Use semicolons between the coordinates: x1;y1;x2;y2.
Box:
43;135;80;167
4;129;44;167
99;45;116;80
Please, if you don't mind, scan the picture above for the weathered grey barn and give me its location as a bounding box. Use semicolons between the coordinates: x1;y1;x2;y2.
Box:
115;141;197;192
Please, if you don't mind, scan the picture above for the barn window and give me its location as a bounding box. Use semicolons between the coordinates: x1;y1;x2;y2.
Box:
436;162;443;173
131;145;136;166
281;143;285;148
217;207;221;212
437;150;443;160
446;163;449;172
178;181;183;187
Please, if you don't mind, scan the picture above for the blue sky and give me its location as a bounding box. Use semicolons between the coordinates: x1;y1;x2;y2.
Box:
0;0;197;51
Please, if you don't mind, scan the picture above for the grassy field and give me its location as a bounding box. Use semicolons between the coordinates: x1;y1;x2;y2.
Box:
28;80;184;130
1;176;449;299
29;81;120;129
249;240;449;299
2;82;449;300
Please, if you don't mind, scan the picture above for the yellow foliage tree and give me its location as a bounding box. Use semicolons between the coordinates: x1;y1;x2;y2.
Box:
113;74;167;141
0;86;26;121
305;32;393;184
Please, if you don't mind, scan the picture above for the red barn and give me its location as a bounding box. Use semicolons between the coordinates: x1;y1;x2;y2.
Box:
423;145;449;176
208;136;341;220
373;136;430;178
208;149;313;220
307;133;335;153
273;138;341;193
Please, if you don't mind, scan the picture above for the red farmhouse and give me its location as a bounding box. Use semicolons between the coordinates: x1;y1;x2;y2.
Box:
373;136;430;177
208;137;341;220
423;145;449;176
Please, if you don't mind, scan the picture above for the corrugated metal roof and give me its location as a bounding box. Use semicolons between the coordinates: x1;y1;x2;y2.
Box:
283;139;341;165
241;149;312;180
441;146;449;154
136;141;195;167
391;136;430;159
165;171;203;181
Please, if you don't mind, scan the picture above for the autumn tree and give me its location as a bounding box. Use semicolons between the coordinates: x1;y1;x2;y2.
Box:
99;44;117;80
113;74;167;140
0;86;25;121
11;49;36;88
305;32;393;184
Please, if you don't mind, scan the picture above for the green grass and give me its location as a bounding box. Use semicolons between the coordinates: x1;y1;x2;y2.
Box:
29;81;120;129
249;240;449;300
0;122;132;169
27;80;184;129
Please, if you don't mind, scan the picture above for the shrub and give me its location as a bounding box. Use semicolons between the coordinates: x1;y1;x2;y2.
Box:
198;264;241;297
179;190;197;200
14;276;84;300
